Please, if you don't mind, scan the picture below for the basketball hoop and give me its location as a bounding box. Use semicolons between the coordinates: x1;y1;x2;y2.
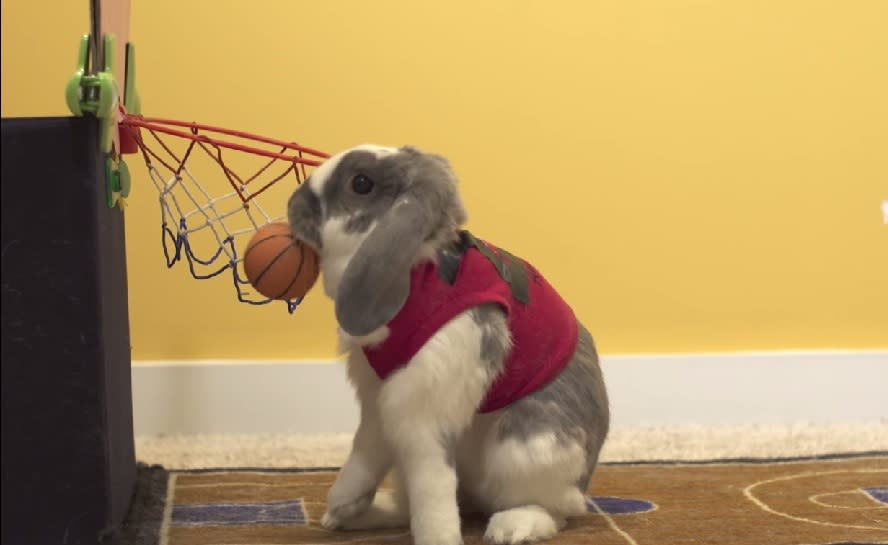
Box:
66;0;331;312
119;112;330;311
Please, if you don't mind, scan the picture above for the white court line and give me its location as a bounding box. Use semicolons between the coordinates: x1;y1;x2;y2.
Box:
176;481;326;490
230;535;412;545
810;489;888;510
743;468;888;532
175;470;339;477
158;473;178;545
587;498;640;545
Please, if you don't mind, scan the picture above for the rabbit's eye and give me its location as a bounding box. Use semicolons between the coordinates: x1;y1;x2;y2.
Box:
351;175;374;195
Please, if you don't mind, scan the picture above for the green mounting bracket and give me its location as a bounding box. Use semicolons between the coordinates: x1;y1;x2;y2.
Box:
105;155;131;210
124;43;141;115
67;32;139;209
66;33;119;155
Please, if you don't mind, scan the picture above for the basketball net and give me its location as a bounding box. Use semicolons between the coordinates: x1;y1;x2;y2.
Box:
119;112;329;311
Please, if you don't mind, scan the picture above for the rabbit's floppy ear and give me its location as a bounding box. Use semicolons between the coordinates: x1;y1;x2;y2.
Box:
335;148;463;336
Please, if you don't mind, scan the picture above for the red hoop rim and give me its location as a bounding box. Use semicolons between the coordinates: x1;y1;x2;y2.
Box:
120;114;330;167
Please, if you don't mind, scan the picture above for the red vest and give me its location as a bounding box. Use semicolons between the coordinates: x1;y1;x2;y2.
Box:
361;234;578;413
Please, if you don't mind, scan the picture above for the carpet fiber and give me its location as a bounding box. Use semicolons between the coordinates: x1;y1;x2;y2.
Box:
135;421;888;469
116;453;888;545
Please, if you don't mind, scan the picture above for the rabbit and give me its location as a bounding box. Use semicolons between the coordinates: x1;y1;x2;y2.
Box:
286;144;610;545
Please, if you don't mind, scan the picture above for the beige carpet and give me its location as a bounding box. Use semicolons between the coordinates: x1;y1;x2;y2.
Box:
136;420;888;469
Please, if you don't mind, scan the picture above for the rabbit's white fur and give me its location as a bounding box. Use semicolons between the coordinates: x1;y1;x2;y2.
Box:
319;216;375;300
316;210;589;544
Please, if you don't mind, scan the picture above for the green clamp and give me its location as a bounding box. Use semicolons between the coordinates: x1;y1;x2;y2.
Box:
123;43;141;115
105;155;131;210
65;33;119;155
67;32;139;210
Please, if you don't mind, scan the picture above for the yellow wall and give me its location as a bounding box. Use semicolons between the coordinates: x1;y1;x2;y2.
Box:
3;0;886;361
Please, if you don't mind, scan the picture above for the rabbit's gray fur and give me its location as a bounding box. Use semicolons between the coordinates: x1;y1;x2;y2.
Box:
287;144;609;545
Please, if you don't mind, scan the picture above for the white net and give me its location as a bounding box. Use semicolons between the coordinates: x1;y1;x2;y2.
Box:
120;115;329;311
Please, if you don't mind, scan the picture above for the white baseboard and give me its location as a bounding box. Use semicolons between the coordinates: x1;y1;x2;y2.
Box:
131;350;888;436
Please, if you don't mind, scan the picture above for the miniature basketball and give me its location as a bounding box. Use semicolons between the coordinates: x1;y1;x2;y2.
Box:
243;222;320;301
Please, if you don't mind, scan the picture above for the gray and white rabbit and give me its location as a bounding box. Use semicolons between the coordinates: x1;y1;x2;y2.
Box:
287;145;610;545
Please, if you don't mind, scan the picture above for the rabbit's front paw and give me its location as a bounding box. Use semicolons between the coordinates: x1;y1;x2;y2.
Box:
484;505;563;544
322;490;374;529
320;510;344;530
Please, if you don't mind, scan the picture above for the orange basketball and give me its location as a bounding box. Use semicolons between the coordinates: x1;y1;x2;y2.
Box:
243;222;320;301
